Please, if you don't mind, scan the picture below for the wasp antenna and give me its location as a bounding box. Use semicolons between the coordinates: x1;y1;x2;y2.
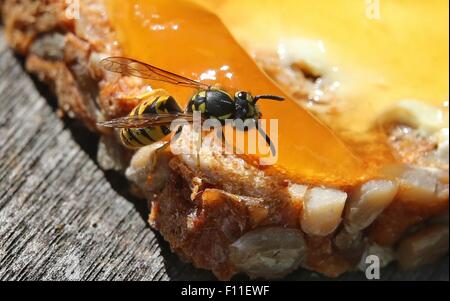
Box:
254;95;285;102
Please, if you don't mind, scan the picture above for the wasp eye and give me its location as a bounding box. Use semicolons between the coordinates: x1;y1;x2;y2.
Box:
236;91;247;100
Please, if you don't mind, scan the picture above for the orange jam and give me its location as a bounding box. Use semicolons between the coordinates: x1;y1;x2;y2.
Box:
104;0;374;185
192;0;449;133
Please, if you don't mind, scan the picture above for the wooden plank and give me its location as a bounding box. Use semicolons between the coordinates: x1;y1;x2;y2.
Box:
0;31;447;281
0;31;215;281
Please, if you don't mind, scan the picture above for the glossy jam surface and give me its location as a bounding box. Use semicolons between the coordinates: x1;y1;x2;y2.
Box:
194;0;449;132
105;0;380;185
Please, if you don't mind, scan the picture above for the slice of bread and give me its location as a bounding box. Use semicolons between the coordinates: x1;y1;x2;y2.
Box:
2;0;448;280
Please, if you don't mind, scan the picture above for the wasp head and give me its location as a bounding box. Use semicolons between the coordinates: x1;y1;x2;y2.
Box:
234;91;258;120
234;91;285;121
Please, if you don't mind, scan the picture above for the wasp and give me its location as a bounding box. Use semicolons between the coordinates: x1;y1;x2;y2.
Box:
97;57;284;155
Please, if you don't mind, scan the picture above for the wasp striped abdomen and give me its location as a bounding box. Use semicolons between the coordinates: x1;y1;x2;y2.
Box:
120;95;182;148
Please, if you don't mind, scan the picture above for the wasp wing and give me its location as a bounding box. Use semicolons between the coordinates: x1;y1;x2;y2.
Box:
97;113;194;129
100;57;210;90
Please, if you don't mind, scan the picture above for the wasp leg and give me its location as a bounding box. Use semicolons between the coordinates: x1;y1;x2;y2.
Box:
148;141;170;171
256;121;277;157
171;125;184;143
154;140;170;152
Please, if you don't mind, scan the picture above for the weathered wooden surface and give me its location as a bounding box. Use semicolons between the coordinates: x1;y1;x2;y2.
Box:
0;30;448;281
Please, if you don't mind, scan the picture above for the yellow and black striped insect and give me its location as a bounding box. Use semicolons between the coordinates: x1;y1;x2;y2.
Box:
98;57;284;154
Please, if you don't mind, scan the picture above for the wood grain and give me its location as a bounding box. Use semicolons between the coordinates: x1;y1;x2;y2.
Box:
0;31;447;281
